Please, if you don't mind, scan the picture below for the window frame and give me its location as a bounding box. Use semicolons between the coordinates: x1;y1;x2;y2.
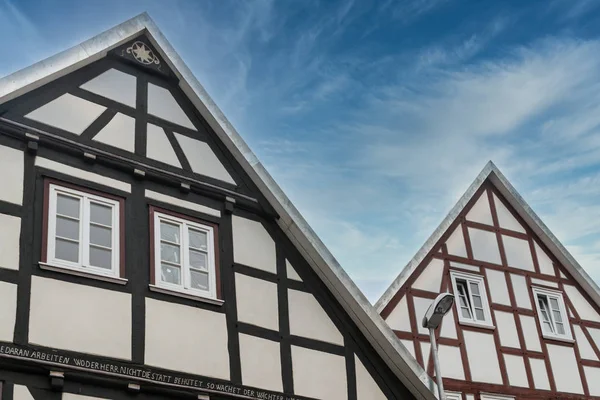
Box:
42;179;125;280
532;286;573;341
450;270;494;328
149;206;221;301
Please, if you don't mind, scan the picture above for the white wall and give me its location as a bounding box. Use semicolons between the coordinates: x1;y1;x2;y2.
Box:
501;235;534;271
288;289;344;345
493;193;525;233
93;113;135;153
468;228;502;265
291;346;347;400
12;385;34;400
29;277;131;359
503;354;528;387
485;268;510;305
547;344;583;394
0;213;20;270
519;315;542;352
440;308;457;339
534;242;555;276
413;297;433;336
0;145;23;205
239;334;282;392
236;273;279;331
584;366;600;396
80;68;137;107
439;345;464;380
528;357;550;390
26;94;106;135
232;216;276;274
0;281;17;341
412;258;443;293
286;259;302;281
466;193;493;225
145;298;229;379
355;355;387;400
174;133;235;184
495;310;520;348
146;123;181;168
510;274;532;309
147;83;195;130
463;330;502;384
385;296;411;332
446;226;467;258
573;325;598;361
564;285;600;321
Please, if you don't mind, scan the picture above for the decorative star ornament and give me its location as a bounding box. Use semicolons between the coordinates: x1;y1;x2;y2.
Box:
126;41;160;66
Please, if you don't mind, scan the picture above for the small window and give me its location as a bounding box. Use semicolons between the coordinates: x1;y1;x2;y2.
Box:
151;207;219;300
45;182;122;277
450;271;493;327
445;392;463;400
532;287;572;341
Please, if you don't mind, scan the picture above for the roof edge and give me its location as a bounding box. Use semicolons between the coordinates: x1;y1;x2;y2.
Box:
375;161;495;311
0;12;438;400
0;12;151;106
376;160;600;321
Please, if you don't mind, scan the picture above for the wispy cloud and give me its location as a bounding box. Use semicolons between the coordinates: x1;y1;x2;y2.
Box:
5;0;600;301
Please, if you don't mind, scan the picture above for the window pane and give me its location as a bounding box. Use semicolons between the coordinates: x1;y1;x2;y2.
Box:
56;216;79;240
543;321;554;333
472;294;483;308
552;310;563;323
549;297;559;310
55;238;79;262
160;221;180;243
556;322;565;335
90;225;111;248
460;307;472;319
57;194;80;218
90;202;112;226
475;308;485;321
190;270;209;291
161;263;181;285
469;282;480;295
190;249;207;269
89;246;111;269
160;242;180;264
189;229;208;250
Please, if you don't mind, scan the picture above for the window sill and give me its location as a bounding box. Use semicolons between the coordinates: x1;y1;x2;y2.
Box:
39;262;128;285
542;334;575;345
149;284;224;306
458;320;496;331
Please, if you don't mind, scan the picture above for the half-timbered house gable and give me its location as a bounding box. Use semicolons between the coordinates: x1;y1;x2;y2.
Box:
0;13;436;400
377;162;600;400
0;34;239;191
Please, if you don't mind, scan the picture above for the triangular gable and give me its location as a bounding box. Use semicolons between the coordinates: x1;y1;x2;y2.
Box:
376;161;600;396
377;161;600;316
0;13;436;399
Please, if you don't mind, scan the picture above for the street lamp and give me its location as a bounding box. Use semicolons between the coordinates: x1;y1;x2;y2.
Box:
422;292;455;400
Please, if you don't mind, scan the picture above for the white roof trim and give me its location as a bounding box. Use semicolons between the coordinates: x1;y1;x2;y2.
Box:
376;161;600;319
0;13;437;400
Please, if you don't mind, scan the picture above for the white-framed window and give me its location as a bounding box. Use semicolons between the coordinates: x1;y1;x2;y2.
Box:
445;392;463;400
532;286;572;341
480;394;514;400
152;208;218;300
450;270;493;327
46;183;121;277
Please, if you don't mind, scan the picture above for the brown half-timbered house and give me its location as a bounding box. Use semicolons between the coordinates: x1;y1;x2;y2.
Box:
377;162;600;400
0;13;436;400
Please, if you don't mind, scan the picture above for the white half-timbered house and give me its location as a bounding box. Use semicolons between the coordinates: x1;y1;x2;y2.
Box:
0;13;437;400
377;162;600;400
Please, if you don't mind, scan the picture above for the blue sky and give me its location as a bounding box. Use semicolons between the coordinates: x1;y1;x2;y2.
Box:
3;0;600;301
